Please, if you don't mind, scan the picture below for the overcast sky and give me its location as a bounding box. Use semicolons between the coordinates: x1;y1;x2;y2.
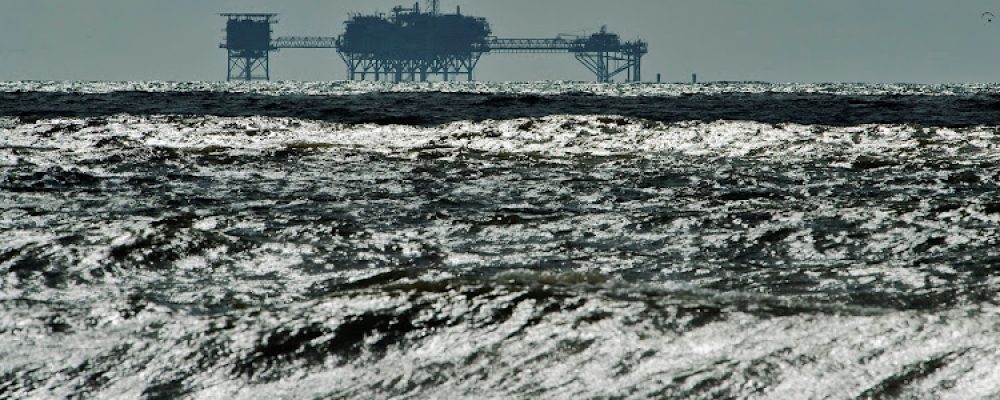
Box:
2;0;1000;83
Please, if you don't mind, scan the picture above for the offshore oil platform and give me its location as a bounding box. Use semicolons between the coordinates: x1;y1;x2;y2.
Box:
220;1;648;82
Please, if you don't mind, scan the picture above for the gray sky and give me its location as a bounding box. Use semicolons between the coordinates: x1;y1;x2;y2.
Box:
2;0;1000;83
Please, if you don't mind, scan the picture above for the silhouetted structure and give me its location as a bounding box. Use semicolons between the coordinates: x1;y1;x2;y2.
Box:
220;2;648;82
337;2;491;81
488;27;647;82
220;14;277;81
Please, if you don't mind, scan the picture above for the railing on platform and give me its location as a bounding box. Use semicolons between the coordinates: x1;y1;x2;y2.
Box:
272;36;339;49
484;38;583;53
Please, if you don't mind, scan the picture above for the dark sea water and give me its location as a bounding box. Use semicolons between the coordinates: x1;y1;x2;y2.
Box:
1;81;999;399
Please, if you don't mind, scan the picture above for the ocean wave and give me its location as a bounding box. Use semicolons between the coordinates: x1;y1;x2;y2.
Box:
3;283;998;399
4;114;998;315
4;115;1000;161
6;88;1000;127
4;82;1000;399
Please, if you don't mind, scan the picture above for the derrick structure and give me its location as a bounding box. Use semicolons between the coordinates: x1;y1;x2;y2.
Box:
219;14;277;81
220;3;649;83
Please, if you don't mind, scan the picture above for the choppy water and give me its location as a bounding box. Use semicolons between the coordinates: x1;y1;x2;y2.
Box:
2;81;999;399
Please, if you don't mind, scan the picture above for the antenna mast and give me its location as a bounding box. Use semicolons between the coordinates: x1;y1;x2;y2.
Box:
426;0;439;14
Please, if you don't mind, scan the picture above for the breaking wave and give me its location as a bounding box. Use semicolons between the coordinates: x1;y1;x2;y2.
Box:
4;114;1000;160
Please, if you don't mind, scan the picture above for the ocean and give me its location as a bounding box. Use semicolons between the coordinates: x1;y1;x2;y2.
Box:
1;81;999;399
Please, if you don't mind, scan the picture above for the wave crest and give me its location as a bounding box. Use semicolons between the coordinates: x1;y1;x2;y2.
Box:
4;115;1000;162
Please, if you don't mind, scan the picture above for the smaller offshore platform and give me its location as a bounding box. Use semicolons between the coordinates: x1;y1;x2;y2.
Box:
220;1;648;82
220;13;277;81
